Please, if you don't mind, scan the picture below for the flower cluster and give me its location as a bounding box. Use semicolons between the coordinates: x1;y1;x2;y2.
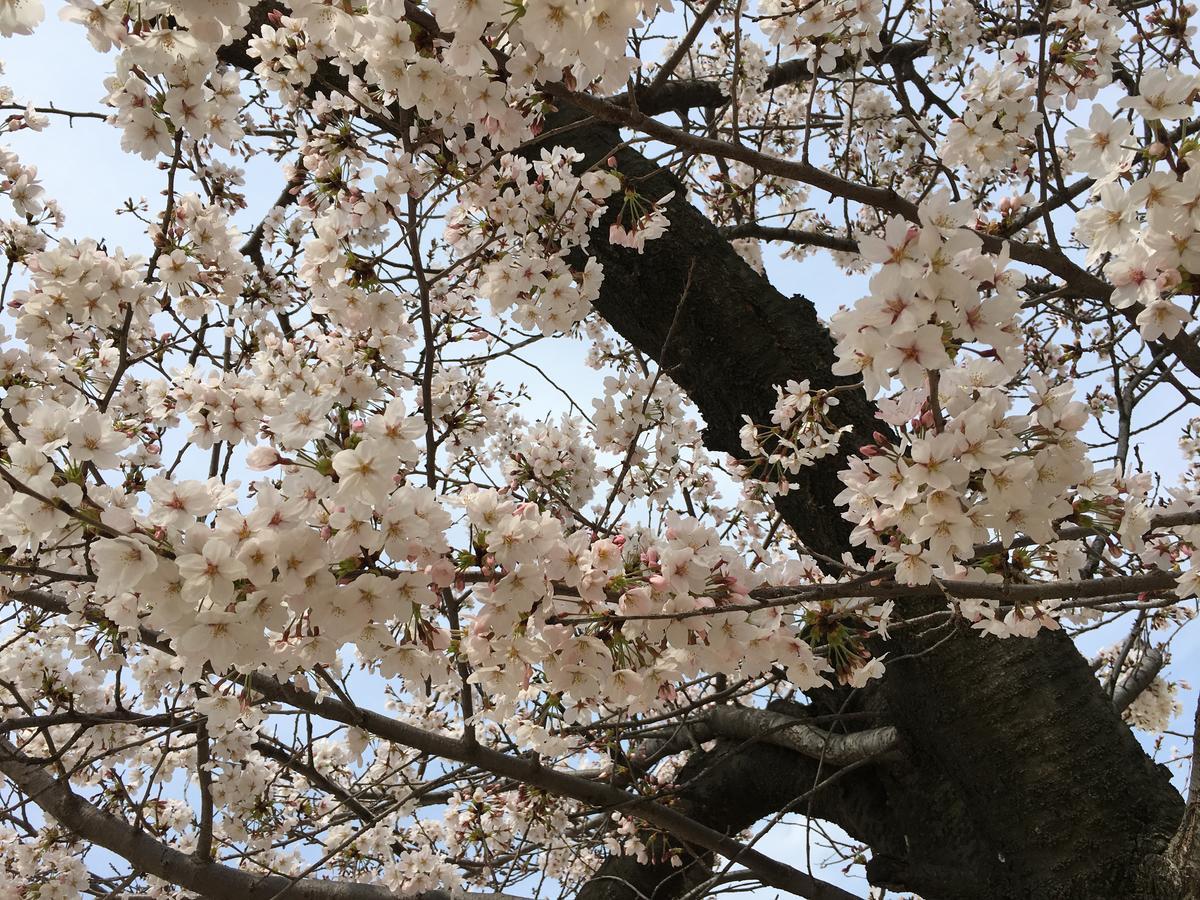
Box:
461;495;834;733
738;379;851;494
1048;66;1200;343
453;149;615;335
759;0;884;75
940;45;1041;177
824;196;1112;628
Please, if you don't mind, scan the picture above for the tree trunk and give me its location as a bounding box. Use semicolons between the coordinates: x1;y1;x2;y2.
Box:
539;109;1186;899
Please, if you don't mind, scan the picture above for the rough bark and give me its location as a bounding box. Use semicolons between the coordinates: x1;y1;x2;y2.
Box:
540;108;877;562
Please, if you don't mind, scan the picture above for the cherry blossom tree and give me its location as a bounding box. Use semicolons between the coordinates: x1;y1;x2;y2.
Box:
1;0;1200;897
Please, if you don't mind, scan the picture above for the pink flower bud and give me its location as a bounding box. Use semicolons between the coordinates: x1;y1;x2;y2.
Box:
246;446;282;471
1157;268;1183;291
427;558;456;588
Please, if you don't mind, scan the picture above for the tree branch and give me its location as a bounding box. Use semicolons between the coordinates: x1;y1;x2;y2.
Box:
1112;646;1167;714
698;706;900;766
0;736;503;900
243;675;862;900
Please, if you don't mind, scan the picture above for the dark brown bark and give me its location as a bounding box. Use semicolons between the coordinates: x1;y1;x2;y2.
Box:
538;108;876;563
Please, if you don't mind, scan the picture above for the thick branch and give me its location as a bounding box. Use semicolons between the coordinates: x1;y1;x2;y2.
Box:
698;706;900;766
1113;646;1168;714
0;736;464;900
634;705;899;770
620;40;930;115
720;223;859;254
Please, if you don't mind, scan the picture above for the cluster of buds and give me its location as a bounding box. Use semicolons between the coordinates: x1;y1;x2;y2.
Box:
738;380;851;495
